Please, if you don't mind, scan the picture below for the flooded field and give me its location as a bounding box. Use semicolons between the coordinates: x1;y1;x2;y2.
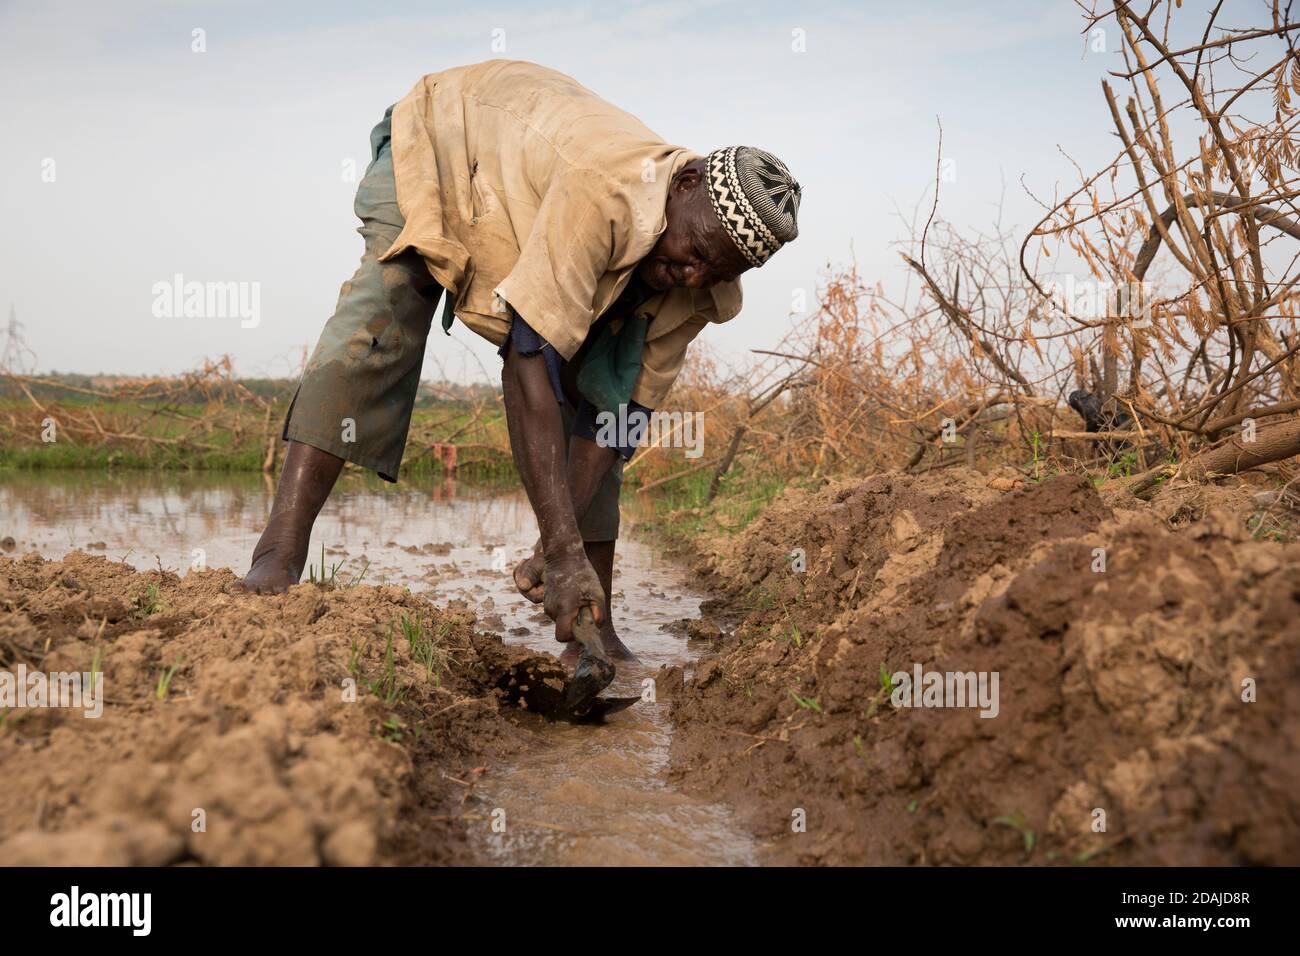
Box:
0;470;757;866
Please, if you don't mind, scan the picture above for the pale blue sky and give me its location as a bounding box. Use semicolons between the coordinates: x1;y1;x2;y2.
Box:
0;0;1250;382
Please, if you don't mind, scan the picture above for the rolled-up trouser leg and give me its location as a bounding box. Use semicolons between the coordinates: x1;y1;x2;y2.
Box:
283;107;442;482
560;402;623;543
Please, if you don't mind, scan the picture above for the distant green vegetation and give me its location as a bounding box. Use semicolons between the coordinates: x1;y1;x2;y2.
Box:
0;393;514;479
628;459;802;549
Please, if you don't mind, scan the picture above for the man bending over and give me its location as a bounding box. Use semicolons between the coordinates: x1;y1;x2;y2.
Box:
240;60;801;665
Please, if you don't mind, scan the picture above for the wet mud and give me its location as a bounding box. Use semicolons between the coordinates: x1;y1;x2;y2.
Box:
0;473;755;866
664;469;1300;865
4;469;1294;866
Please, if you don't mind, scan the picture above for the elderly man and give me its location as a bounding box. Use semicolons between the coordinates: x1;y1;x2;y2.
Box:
241;60;801;664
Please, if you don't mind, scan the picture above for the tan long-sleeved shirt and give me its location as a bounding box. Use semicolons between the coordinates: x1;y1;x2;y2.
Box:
382;60;742;408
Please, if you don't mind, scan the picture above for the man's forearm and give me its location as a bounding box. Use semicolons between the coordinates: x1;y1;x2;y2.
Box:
518;413;620;567
501;349;584;558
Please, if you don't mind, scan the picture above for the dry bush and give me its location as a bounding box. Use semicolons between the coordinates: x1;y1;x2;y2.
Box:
0;357;285;470
1031;0;1300;492
637;0;1300;501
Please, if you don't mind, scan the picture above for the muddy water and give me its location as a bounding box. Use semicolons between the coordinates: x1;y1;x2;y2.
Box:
0;470;756;866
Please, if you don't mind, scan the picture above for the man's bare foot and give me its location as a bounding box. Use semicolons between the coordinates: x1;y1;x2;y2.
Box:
600;624;639;663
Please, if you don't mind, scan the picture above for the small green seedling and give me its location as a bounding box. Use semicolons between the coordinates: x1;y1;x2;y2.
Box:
402;614;448;684
852;735;869;767
789;690;822;713
363;629;407;706
307;543;345;585
381;716;404;742
864;662;894;719
992;811;1036;854
133;584;162;618
347;557;371;588
154;660;180;701
347;636;367;676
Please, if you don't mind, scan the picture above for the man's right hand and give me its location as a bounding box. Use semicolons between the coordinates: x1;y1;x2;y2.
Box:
542;546;605;643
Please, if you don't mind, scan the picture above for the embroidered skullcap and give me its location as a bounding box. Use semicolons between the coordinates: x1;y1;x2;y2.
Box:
704;146;801;267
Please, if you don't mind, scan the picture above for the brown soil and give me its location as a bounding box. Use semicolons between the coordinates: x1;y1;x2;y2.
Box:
665;469;1300;865
0;551;563;866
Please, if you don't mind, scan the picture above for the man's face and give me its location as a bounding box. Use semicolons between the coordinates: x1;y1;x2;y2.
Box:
639;162;752;292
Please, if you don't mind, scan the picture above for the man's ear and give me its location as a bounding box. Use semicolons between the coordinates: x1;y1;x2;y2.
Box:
671;165;703;193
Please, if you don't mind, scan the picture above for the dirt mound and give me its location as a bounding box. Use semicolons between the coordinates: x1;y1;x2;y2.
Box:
0;551;551;866
668;469;1300;865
